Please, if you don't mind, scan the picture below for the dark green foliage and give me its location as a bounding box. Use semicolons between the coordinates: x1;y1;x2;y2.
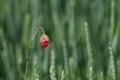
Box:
0;0;120;80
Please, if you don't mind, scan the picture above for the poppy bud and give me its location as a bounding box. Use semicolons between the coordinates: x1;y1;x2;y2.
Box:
40;34;49;47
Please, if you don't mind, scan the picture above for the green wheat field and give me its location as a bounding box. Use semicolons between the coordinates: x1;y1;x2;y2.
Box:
0;0;120;80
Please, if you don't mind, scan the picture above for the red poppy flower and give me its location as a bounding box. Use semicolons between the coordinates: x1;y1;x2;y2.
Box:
40;34;49;47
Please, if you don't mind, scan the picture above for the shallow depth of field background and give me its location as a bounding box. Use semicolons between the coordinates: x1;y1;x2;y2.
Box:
0;0;120;80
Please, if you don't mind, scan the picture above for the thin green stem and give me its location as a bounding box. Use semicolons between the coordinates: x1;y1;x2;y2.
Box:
24;26;45;80
24;47;31;80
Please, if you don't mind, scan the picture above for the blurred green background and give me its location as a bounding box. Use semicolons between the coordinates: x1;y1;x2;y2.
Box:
0;0;120;80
